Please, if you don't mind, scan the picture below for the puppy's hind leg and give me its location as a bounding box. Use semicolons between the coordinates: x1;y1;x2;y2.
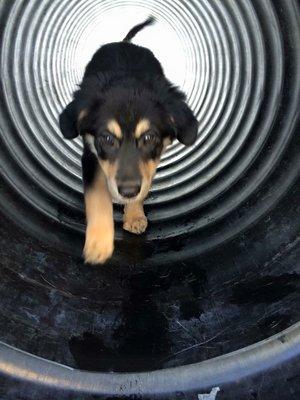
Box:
123;201;148;234
82;148;114;265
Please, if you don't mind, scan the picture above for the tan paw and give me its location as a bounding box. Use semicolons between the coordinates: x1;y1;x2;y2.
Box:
123;216;148;234
83;227;114;265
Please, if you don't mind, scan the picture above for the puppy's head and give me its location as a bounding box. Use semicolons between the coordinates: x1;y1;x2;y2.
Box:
91;116;170;203
59;77;198;203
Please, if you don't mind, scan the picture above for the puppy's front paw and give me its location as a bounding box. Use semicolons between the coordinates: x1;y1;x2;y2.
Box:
123;216;148;234
83;226;114;265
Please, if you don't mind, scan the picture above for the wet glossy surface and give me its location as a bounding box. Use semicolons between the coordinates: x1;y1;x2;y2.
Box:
0;183;299;374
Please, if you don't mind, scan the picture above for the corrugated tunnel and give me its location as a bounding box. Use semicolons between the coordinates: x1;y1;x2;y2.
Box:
0;0;299;399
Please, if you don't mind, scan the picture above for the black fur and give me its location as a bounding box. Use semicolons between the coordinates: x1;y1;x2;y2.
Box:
123;16;156;42
59;17;198;191
81;146;98;188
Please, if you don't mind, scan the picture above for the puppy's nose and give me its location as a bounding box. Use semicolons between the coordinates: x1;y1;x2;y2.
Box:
118;183;141;198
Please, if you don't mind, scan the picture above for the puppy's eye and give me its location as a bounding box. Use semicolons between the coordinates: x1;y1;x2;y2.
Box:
141;131;156;145
100;132;116;147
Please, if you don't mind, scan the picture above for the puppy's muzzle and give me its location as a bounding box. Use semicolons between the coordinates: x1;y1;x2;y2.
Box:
117;180;141;199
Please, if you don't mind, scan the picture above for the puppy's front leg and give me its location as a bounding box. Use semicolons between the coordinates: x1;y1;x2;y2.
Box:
123;201;148;234
82;150;114;264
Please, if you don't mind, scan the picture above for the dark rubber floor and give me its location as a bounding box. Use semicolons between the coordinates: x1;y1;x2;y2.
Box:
0;0;299;398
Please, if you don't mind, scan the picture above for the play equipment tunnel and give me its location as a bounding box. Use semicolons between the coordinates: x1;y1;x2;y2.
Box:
0;0;299;398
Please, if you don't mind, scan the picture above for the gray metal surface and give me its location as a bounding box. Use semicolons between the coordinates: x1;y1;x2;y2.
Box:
0;0;299;398
0;0;299;263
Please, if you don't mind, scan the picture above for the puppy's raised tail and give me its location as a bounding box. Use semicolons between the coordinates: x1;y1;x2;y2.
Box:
123;16;156;42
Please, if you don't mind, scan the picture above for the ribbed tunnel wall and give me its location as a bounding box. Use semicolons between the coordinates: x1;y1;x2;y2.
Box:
0;0;299;398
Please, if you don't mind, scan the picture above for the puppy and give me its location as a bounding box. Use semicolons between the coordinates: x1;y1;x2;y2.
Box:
59;17;198;265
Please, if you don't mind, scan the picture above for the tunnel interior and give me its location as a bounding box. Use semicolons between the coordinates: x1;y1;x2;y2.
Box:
0;0;299;389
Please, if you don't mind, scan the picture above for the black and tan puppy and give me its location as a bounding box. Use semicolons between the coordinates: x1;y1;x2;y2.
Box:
59;17;198;264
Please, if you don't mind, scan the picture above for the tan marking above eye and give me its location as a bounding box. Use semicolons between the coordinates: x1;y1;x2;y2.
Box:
106;119;122;139
135;118;151;139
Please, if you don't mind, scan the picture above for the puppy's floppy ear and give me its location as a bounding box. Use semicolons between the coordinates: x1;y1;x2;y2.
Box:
59;101;98;139
59;74;105;139
59;100;79;139
155;78;198;146
166;96;198;146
